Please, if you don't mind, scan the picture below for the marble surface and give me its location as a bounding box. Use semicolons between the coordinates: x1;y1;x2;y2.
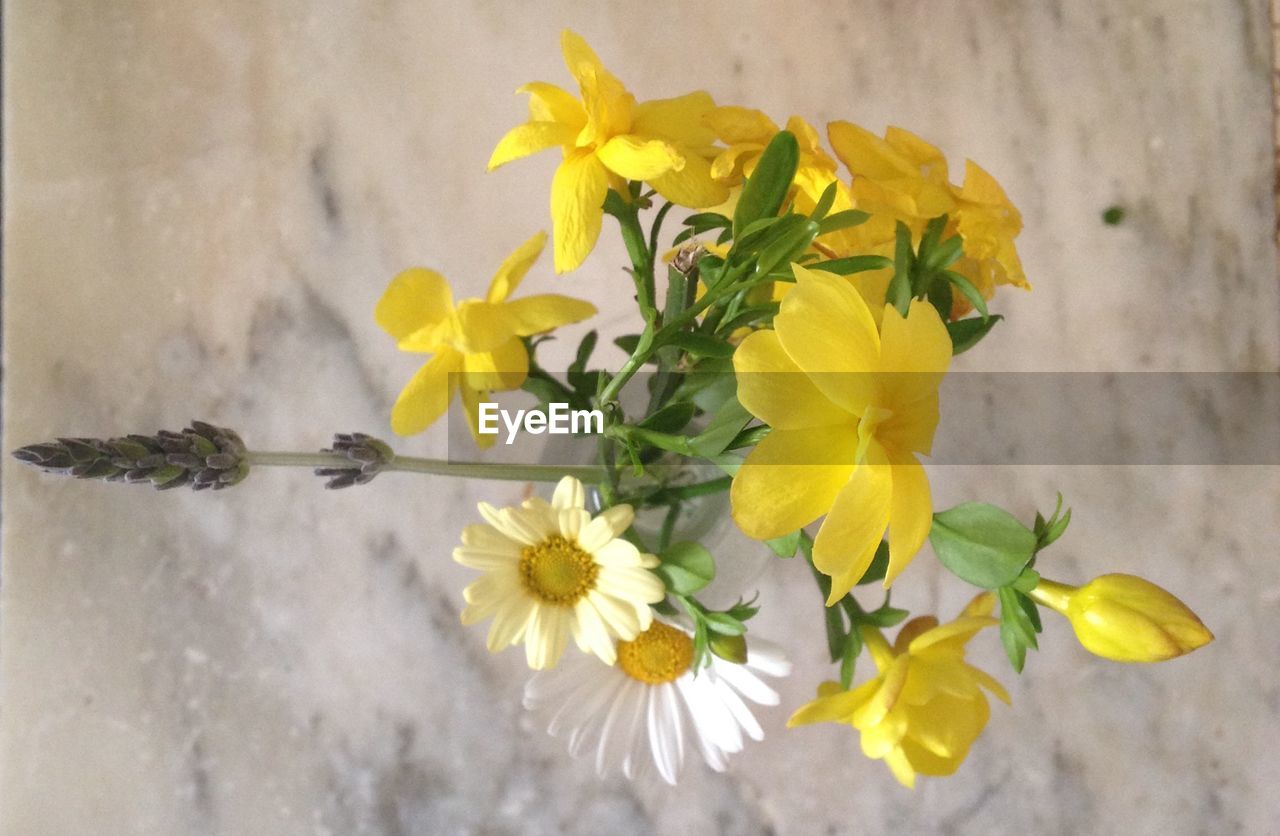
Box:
4;1;1279;833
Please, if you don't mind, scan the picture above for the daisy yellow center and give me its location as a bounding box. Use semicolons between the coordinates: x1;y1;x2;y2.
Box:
519;534;598;606
617;622;694;685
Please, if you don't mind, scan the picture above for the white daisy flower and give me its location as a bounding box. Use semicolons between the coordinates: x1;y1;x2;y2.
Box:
523;621;792;784
453;476;666;670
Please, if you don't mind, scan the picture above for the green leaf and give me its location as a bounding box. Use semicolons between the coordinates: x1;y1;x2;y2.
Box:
765;530;801;558
998;586;1039;673
681;212;732;233
929;503;1038;589
1041;508;1072;549
755;218;819;279
1011;566;1041;593
856;541;890;585
946;315;1003;355
839;624;862;688
861;604;910;628
667;331;735;358
614;334;642;354
725;595;760;622
733;130;799;238
810;255;893;275
888;221;914;315
689;397;752;457
810;180;839;221
521;376;564;406
569;330;597;377
816;209;870;236
637;401;697;434
926;234;964;271
655;542;715;595
824;600;846;662
702;611;747;636
945;270;989;321
927;274;953;321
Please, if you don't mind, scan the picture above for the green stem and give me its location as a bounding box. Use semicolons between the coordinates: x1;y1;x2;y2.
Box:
246;450;604;484
598;262;749;406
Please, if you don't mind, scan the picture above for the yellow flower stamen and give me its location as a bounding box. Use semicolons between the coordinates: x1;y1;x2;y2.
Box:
519;534;599;605
617;622;694;684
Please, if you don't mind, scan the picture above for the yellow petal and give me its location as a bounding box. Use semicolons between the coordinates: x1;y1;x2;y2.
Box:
851;655;909;729
454;301;517;352
733;329;853;429
464;338;529;392
633;91;720;149
503;294;597;336
550;151;610;273
560;29;605;88
486;231;548;303
575;63;633;146
648;152;730;208
376;267;454;343
908;616;997;655
390;349;461;436
730;425;858;540
828;120;915;181
458;383;495;450
518;81;586;128
878;298;950;402
596;134;683;180
488;121;578;171
774;265;880;415
884;447;932;587
787;678;878;727
884;126;948;176
813;446;892;603
705;106;776;144
710;143;761;182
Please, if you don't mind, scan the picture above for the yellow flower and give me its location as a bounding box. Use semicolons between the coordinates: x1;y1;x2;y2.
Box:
730;265;951;600
787;598;1008;788
453;476;666;670
826;121;1028;317
1029;574;1214;663
708;109;839;199
488;30;728;273
375;231;595;446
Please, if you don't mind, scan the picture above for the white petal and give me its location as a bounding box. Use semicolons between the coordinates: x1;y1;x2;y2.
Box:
574;598;618;664
460;523;521;553
597;679;641;777
487;596;535;651
599;504;635;536
676;676;729;772
591;538;644;567
712;659;780;706
575;518;617;553
683;674;743;753
622;688;653;780
552;476;585;510
595;566;665;603
568;673;624;758
647;686;680;785
558;507;591;540
712;676;763;743
745;638;793;679
587;590;642;639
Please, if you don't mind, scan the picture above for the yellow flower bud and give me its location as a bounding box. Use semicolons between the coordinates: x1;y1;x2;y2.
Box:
1030;574;1213;663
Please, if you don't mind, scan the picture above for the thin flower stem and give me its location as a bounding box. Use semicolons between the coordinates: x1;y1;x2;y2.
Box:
245;450;604;484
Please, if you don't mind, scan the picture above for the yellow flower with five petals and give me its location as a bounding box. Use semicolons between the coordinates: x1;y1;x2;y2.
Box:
788;596;1008;788
730;265;951;600
375;231;595;445
488;30;728;273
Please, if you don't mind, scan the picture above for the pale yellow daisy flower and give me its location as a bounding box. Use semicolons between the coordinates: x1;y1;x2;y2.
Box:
453;476;666;670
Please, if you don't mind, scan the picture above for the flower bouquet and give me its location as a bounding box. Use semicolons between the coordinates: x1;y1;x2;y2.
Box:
14;30;1212;788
